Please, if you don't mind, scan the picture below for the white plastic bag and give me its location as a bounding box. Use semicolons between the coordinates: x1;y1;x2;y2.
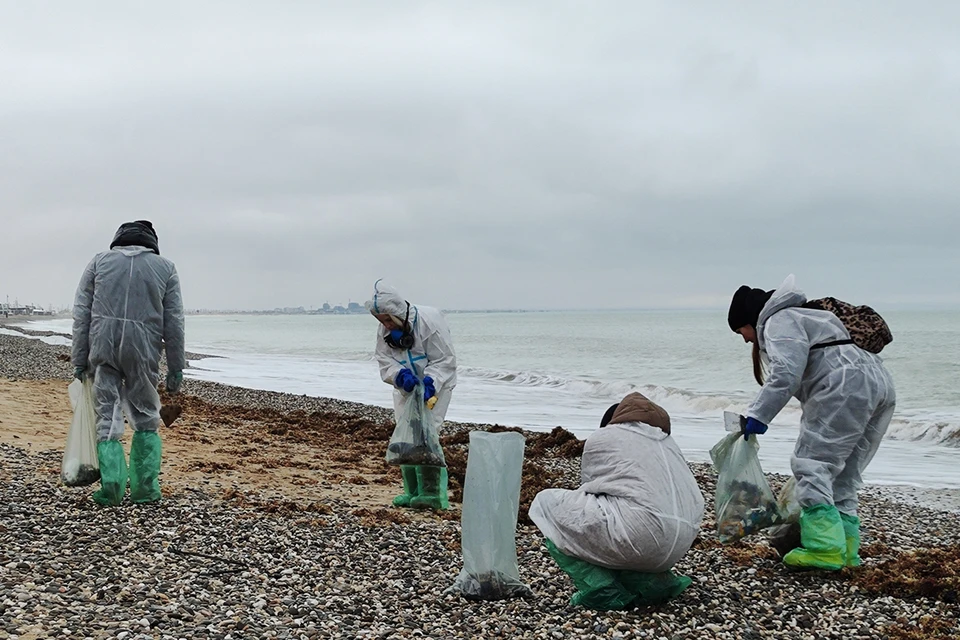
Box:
710;412;782;543
61;378;100;487
449;431;533;600
386;384;445;467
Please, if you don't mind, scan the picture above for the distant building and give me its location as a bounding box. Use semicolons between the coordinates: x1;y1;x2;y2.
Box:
3;304;37;316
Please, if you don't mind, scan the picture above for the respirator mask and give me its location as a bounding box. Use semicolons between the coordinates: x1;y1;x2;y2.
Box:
384;302;414;349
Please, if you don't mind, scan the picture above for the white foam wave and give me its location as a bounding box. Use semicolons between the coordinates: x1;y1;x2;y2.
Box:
18;319;74;334
0;327;72;346
457;365;960;446
458;365;760;417
885;417;960;447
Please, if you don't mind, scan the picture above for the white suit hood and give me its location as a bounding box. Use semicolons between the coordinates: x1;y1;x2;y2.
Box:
756;274;807;351
746;275;896;512
366;280;458;423
365;280;410;321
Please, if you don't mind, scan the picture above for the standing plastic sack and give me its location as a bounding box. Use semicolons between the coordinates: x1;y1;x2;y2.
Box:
448;431;532;600
386;382;445;467
710;412;782;543
61;378;101;487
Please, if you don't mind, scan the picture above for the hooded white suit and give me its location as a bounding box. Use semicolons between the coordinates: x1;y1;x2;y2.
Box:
366;280;457;423
747;276;896;514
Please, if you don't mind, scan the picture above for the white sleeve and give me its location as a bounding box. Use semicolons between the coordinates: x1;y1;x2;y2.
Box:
71;256;97;368
747;311;810;425
374;331;402;387
422;326;457;391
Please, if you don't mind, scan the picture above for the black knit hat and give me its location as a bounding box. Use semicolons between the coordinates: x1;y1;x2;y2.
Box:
110;220;160;255
727;285;774;331
133;220;156;237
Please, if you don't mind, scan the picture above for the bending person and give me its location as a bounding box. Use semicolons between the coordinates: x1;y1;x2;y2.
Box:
727;274;896;570
72;220;185;506
530;393;704;610
365;280;457;510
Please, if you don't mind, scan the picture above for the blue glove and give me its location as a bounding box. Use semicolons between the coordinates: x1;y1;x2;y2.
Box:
394;368;418;393
73;366;85;381
166;371;183;394
423;376;436;402
743;417;768;440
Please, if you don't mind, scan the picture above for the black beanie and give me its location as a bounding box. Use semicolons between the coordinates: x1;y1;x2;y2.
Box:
727;285;774;331
134;220;156;235
599;403;620;428
110;220;159;255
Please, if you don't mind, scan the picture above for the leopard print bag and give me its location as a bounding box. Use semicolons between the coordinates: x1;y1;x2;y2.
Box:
803;297;893;353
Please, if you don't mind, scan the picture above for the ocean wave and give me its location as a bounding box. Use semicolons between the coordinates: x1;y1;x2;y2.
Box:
458;366;763;417
459;365;960;446
886;417;960;447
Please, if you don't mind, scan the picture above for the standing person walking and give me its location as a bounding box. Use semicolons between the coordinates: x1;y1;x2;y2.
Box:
72;220;185;506
365;279;457;510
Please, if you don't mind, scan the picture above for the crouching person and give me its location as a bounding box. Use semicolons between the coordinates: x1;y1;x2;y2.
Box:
529;393;704;610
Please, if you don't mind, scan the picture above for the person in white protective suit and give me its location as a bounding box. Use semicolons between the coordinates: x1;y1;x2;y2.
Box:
72;220;185;506
529;393;704;610
728;275;896;571
364;280;457;510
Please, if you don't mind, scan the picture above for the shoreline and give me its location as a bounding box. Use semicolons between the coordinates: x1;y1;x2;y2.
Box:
1;331;959;638
2;324;956;506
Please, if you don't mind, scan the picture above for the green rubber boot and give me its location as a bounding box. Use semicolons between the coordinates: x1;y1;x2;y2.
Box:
618;570;693;607
92;440;128;506
543;539;635;611
783;504;847;571
129;431;162;504
392;465;420;507
840;513;862;567
409;465;449;510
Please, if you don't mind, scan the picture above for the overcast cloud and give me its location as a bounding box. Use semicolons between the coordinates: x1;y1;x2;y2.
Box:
1;1;958;311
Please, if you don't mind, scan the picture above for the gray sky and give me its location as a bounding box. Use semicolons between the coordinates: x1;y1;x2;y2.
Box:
2;1;958;311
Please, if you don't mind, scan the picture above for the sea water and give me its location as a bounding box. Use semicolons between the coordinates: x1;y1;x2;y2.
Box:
24;310;960;488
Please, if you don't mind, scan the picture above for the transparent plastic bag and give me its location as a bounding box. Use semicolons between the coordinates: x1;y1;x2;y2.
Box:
386;384;445;467
448;431;532;600
61;378;101;487
710;412;782;543
768;476;801;557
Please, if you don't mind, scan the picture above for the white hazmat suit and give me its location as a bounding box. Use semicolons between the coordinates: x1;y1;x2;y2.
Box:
366;280;457;510
72;223;184;507
73;246;185;440
530;416;704;572
367;281;457;423
746;275;896;515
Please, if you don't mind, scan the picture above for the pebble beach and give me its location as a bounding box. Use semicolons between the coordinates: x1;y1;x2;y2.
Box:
1;327;958;640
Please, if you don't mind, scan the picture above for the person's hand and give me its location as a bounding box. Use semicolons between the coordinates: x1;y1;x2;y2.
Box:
394;368;418;393
743;417;768;440
423;376;436;402
166;371;183;395
73;366;85;381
